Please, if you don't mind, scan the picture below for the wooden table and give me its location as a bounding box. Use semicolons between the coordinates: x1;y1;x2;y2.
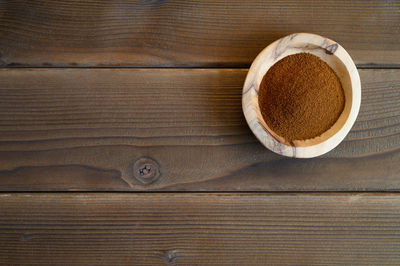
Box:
1;1;399;264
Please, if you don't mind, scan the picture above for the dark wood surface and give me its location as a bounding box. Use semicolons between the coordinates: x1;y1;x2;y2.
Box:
1;0;400;264
1;0;399;67
1;193;400;265
0;68;399;191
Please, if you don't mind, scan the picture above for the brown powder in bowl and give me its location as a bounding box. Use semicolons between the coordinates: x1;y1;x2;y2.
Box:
258;53;345;142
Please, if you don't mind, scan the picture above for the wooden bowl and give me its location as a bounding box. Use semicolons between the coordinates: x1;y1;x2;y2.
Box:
242;33;361;158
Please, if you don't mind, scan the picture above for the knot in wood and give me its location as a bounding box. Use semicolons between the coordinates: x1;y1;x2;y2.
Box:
133;157;160;185
162;249;178;264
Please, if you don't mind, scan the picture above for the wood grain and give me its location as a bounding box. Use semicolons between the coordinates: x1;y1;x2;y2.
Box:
0;193;400;265
1;0;399;67
0;68;399;191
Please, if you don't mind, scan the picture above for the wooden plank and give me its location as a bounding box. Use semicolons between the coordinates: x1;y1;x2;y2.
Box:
0;193;400;265
0;0;399;67
0;68;399;191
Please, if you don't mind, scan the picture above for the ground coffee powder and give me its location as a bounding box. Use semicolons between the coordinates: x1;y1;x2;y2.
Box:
258;53;345;142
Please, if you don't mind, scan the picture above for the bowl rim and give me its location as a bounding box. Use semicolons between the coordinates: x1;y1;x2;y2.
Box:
242;33;361;158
